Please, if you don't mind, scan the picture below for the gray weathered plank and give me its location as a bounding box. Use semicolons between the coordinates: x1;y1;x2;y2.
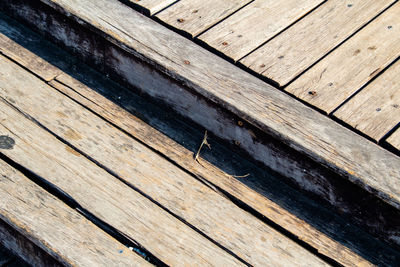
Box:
0;160;150;267
387;128;400;151
0;15;374;264
0;56;328;266
241;0;395;86
285;2;400;113
199;0;323;61
51;73;375;267
156;0;251;37
0;85;242;266
32;0;400;209
334;60;400;141
6;0;400;246
125;0;177;15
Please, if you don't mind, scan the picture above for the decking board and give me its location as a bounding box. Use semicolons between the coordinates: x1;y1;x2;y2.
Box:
0;78;243;267
156;0;251;37
285;2;400;114
0;55;328;266
0;16;385;265
4;0;400;250
198;0;323;61
240;0;395;86
0;160;150;267
387;129;400;151
125;0;177;15
334;59;400;141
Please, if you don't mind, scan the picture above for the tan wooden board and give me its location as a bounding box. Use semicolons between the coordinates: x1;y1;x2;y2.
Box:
387;128;400;151
0;70;243;267
125;0;177;15
0;56;328;266
0;14;374;265
52;74;376;267
156;0;251;37
24;0;400;217
285;2;400;114
334;60;400;141
0;160;150;267
241;0;395;86
199;0;323;61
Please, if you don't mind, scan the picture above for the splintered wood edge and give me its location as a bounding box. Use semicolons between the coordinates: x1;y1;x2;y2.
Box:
9;0;400;210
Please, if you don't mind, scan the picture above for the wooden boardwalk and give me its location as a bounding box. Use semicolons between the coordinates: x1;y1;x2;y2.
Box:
132;0;400;151
1;0;400;265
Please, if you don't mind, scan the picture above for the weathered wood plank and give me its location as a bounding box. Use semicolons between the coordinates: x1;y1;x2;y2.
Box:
0;56;328;266
124;0;177;15
5;0;400;247
285;3;400;114
241;0;395;86
0;13;75;81
156;0;251;37
0;15;379;263
333;60;400;141
0;84;243;267
199;0;323;61
387;128;400;151
0;159;150;267
52;71;378;267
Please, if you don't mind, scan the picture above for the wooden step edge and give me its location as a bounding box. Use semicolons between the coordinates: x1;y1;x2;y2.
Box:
2;0;400;249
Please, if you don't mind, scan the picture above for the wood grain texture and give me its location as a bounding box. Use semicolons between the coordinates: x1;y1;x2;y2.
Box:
334;60;400;141
8;0;400;243
33;0;400;209
387;128;400;151
156;0;251;37
241;0;394;86
0;160;150;267
199;0;323;61
0;89;242;266
125;0;177;15
285;2;400;114
0;56;328;266
51;71;376;267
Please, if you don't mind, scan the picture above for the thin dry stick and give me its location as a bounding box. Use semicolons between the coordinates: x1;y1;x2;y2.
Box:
194;130;211;164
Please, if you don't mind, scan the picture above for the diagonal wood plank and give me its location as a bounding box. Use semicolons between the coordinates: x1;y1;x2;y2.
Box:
6;0;400;246
333;60;400;141
285;2;400;114
52;72;376;267
387;128;400;151
241;0;395;86
0;14;376;265
199;0;323;61
156;0;251;37
0;56;328;266
0;84;242;267
124;0;177;15
0;160;150;267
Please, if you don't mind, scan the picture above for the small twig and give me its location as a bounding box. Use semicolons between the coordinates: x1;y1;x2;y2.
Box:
194;130;211;164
